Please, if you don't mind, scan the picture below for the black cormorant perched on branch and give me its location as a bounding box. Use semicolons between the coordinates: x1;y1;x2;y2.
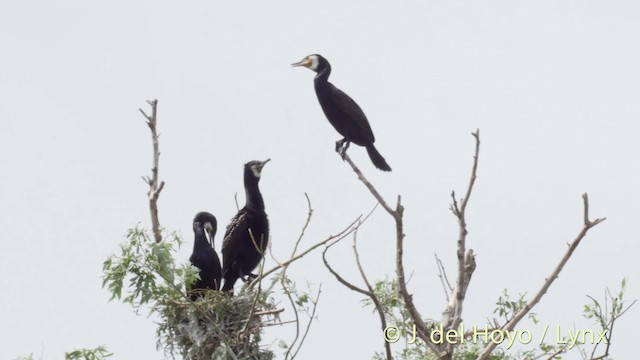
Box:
292;54;391;171
221;159;271;292
188;211;222;300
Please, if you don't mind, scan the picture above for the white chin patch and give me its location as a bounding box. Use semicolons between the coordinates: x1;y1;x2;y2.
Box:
204;222;213;233
309;56;319;71
251;165;261;178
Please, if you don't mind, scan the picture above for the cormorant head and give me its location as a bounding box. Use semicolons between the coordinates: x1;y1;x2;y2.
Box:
291;54;327;73
193;211;217;245
245;159;271;179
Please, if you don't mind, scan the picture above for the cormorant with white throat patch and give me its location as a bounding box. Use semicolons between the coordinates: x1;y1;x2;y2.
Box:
188;211;222;300
221;159;270;292
292;54;392;171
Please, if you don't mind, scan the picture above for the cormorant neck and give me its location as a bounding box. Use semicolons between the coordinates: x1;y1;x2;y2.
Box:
244;174;265;211
193;226;210;251
314;63;331;84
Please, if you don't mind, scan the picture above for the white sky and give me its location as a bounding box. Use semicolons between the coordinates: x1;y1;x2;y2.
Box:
0;1;638;359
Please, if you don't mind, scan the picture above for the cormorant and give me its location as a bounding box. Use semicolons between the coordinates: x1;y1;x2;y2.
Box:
188;211;222;300
292;54;392;171
221;159;271;292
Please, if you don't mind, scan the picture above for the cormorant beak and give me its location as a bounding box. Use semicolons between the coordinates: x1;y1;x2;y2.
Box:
207;230;215;246
291;57;311;68
257;158;271;171
204;222;216;245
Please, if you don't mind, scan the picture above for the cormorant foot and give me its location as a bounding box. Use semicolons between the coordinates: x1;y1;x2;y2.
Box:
335;139;350;159
241;273;259;282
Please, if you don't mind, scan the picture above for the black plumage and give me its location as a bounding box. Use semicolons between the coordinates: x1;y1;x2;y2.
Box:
188;211;222;300
292;54;391;171
221;159;270;292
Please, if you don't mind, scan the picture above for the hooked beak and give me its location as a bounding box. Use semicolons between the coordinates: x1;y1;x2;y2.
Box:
291;58;310;68
258;158;271;170
204;222;216;246
207;230;215;246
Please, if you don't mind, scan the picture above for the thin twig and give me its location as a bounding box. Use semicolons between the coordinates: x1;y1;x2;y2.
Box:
282;274;300;360
435;254;453;302
139;99;165;243
253;309;285;316
291;285;322;359
544;345;568;360
322;239;369;296
240;257;266;336
247;215;363;289
352;233;392;360
291;193;313;258
478;193;606;359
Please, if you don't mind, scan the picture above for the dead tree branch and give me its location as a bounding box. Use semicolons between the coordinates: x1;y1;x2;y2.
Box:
477;193;606;359
435;254;453;302
139;99;165;243
321;227;392;360
247;214;362;290
322;202;390;359
341;152;443;356
352;234;393;360
442;130;480;356
322;239;369;295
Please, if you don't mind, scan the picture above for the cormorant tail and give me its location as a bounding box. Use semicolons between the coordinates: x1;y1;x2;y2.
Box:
366;144;391;172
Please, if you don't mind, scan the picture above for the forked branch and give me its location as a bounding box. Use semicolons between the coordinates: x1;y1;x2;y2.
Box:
139;99;165;243
477;193;606;359
322;207;391;360
341;152;442;355
442;130;480;355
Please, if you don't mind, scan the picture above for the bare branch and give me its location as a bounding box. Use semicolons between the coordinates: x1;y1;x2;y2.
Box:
291;193;313;258
322;238;369;296
478;193;606;359
352;234;392;360
322;214;391;360
139;99;164;243
340;151;443;355
290;285;322;359
435;254;453;302
240;257;267;337
460;130;480;214
342;153;396;217
248;214;363;289
282;276;300;360
253;308;285;317
442;130;480;356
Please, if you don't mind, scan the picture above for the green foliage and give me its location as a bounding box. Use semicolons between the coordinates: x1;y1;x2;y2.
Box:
102;227;188;312
275;272;322;359
363;279;634;360
102;226;277;359
64;346;113;360
494;289;537;325
157;289;276;360
583;278;629;325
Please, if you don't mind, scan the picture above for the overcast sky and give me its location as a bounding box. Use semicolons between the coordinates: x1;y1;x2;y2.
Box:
1;1;638;359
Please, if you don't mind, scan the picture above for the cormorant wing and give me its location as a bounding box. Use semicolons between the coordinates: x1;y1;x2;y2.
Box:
328;83;376;143
222;210;249;258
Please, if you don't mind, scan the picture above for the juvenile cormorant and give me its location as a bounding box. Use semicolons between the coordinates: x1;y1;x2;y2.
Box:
292;54;391;171
188;211;222;300
221;159;271;292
